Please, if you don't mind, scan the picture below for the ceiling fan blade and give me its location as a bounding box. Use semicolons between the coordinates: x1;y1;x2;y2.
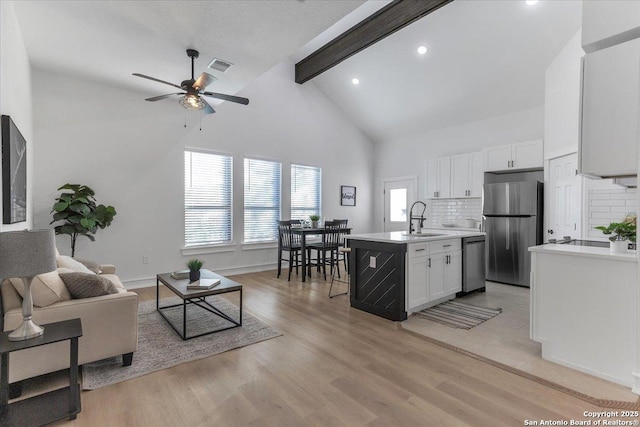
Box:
132;73;182;89
145;93;184;102
203;92;250;105
193;72;217;90
201;98;216;114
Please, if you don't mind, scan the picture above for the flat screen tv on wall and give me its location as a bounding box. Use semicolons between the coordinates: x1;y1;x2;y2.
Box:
2;115;27;224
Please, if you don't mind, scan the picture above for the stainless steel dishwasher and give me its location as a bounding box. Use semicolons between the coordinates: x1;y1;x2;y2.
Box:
457;235;486;296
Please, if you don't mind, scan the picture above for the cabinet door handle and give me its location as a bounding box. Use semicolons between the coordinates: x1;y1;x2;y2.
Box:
428;258;431;268
443;244;452;248
414;248;425;252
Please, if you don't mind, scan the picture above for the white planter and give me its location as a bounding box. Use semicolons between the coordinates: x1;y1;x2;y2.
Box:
610;240;629;253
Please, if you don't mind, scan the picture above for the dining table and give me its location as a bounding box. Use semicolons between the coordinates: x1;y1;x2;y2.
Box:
290;226;351;282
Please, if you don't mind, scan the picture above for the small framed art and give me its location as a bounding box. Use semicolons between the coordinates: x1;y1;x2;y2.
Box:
340;185;356;206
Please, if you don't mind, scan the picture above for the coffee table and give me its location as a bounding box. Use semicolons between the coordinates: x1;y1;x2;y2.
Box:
156;270;242;340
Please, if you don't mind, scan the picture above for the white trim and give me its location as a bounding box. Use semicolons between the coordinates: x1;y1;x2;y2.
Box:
632;372;640;395
121;262;278;290
241;241;278;251
184;146;233;157
181;243;236;256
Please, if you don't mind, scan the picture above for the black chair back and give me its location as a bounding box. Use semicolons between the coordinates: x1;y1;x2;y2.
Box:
322;220;342;249
278;221;299;249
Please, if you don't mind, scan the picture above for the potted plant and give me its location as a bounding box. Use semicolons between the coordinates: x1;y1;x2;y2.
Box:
50;184;117;257
595;214;636;253
309;214;320;228
187;259;203;282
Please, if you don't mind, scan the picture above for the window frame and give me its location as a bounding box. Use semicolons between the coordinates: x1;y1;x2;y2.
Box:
183;148;234;248
243;156;282;244
290;163;322;221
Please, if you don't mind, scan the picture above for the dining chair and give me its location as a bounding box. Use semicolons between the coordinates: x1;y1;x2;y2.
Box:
329;246;351;298
333;219;349;271
307;220;341;280
277;220;302;281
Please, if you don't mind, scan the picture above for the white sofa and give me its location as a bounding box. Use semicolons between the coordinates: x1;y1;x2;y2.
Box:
0;263;138;383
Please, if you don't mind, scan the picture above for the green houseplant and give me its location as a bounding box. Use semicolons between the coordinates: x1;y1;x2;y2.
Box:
595;214;636;253
309;214;320;228
50;184;116;257
187;259;203;282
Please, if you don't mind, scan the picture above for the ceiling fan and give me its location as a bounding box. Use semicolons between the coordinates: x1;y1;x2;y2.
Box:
133;49;249;114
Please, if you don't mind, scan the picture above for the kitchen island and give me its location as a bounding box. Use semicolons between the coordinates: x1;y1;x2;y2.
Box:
347;229;484;321
529;243;638;391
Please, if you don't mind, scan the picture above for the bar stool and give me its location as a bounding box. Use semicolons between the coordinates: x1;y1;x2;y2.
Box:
329;246;350;298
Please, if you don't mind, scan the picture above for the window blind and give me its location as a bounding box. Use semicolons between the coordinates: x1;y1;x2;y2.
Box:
184;150;233;246
291;164;321;220
244;158;281;242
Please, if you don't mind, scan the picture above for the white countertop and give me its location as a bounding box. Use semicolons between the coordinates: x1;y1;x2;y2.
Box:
529;243;638;262
347;229;485;244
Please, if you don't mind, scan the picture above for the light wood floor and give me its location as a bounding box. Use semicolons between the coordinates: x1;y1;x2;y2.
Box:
402;282;640;403
52;271;607;426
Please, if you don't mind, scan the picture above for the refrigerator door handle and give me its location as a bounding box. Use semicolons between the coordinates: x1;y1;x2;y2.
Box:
505;219;510;250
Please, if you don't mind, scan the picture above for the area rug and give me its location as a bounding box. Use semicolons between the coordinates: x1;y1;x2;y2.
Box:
414;300;502;329
82;297;282;390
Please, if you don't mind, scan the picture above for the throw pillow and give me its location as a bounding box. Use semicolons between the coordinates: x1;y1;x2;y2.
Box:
59;272;119;299
9;271;72;307
56;255;95;274
74;258;102;274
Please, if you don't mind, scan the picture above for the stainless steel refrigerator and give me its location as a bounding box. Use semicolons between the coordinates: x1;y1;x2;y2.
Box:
482;182;543;287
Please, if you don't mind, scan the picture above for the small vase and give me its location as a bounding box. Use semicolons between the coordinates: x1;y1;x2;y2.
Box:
610;240;628;254
189;269;200;282
311;221;318;228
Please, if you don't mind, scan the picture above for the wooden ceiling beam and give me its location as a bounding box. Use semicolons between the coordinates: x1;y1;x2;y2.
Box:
295;0;454;84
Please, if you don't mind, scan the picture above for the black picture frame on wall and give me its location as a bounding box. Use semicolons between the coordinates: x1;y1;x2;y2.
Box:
341;185;356;206
2;115;27;224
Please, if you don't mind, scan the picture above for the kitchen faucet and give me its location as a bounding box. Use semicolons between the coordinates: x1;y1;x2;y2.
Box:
409;201;427;234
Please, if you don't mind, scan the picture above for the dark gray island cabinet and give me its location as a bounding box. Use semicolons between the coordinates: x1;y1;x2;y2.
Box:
347;231;483;321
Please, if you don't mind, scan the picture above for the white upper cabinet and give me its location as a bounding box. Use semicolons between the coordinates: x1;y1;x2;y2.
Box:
580;38;640;178
425;157;451;199
451;152;483;198
483;140;543;172
582;0;640;53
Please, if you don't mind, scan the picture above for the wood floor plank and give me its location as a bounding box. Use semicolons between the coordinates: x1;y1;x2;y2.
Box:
46;270;607;426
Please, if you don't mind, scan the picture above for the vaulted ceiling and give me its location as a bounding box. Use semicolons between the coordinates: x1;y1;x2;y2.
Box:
305;0;582;143
11;0;582;143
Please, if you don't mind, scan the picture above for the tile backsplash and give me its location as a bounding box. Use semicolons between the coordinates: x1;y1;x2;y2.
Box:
586;187;636;241
426;198;482;227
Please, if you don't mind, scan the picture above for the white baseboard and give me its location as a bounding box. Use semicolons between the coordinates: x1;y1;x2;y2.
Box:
632;372;640;395
121;262;278;289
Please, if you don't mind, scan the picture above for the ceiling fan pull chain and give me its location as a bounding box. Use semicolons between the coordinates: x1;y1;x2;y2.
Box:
199;111;202;131
184;110;187;128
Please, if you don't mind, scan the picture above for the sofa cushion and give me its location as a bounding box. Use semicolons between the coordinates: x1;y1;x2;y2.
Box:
9;271;72;307
100;274;126;292
56;255;95;274
59;272;119;299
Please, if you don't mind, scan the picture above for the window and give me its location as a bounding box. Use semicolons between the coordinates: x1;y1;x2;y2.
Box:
184;150;232;246
244;158;281;242
291;164;321;220
389;188;407;222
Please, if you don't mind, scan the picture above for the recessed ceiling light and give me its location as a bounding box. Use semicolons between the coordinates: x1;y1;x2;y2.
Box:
352;77;360;85
417;46;428;55
525;0;539;5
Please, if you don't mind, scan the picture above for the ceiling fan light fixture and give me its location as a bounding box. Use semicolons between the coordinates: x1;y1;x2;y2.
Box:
179;94;205;111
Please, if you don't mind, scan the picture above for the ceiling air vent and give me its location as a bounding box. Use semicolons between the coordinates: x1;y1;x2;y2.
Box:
208;58;233;73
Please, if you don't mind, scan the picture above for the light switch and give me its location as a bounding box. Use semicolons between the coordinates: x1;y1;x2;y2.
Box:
369;256;376;268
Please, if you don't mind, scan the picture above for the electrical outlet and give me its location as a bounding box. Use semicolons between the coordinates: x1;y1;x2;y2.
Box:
369;256;376;268
142;256;149;264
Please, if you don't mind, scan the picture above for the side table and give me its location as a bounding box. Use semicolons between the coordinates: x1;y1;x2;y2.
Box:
0;318;83;426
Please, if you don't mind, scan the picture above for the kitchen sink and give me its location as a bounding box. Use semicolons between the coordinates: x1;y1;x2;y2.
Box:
401;232;446;237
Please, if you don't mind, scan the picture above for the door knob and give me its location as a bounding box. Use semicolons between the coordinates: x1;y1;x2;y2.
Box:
547;229;554;234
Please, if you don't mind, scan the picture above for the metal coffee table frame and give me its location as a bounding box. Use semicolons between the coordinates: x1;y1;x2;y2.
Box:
156;271;242;340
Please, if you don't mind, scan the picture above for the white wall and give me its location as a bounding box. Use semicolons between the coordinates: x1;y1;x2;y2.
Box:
0;1;33;231
31;59;375;286
372;106;544;229
544;30;584;160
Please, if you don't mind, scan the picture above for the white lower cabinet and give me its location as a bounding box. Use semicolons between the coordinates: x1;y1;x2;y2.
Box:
406;240;462;313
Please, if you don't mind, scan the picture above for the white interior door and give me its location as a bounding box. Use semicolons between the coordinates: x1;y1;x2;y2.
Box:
383;178;416;232
548;153;582;241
